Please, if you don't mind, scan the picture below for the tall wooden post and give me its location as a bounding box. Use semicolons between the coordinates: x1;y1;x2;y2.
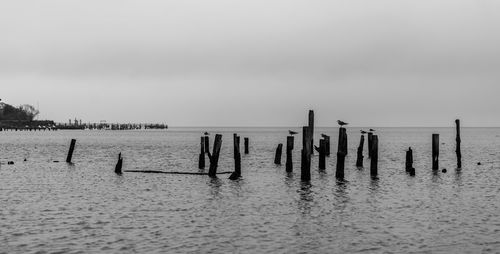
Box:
274;143;283;165
66;139;76;163
244;137;249;154
432;134;439;170
319;139;326;170
370;135;378;177
308;110;314;155
367;132;373;158
405;147;413;172
336;127;347;179
301;126;312;181
198;136;205;169
229;134;241;180
204;136;210;154
286;136;294;172
208;134;222;178
455;119;462;169
356;135;365;167
115;153;123;175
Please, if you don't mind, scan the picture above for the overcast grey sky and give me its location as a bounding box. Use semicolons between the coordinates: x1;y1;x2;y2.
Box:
1;0;499;126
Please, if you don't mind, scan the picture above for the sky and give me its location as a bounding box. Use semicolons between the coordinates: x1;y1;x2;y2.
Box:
1;0;500;127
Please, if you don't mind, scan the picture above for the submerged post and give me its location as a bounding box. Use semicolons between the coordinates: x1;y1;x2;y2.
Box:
370;135;378;177
336;127;347;179
274;143;283;165
319;139;326;170
208;134;223;178
204;136;210;155
367;132;373;158
455;119;462;169
198;136;205;169
286;136;294;172
115;153;123;175
66;139;76;163
244;137;249;154
432;134;439;170
405;147;413;172
356;135;365;167
301;126;312;181
229;134;241;180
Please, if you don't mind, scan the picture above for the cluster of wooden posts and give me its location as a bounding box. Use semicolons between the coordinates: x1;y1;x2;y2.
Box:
50;111;463;181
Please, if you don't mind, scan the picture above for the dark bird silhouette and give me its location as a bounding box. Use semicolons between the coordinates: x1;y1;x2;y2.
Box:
314;145;320;153
360;130;367;134
369;128;376;132
289;130;298;135
204;132;209;135
337;120;348;126
321;133;328;138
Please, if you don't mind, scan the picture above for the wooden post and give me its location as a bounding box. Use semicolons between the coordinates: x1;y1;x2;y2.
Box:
356;135;365;167
455;119;462;169
229;134;241;180
198;136;205;169
244;137;249;154
309;110;314;155
367;132;373;158
336;127;347;179
286;136;294;172
370;135;378;177
324;135;330;156
208;134;222;178
115;153;123;174
66;139;76;163
204;136;210;154
319;139;326;170
274;143;283;165
301;126;311;181
432;134;439;170
405;147;413;172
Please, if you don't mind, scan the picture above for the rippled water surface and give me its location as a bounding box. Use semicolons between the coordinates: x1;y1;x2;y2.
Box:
1;127;500;253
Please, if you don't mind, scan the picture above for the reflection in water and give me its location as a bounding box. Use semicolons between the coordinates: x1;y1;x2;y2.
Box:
298;182;313;215
369;177;380;194
208;177;223;199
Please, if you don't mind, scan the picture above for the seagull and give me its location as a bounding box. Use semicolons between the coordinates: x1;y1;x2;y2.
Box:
321;133;328;138
360;130;367;134
204;132;209;135
369;128;376;132
337;120;348;126
289;130;298;135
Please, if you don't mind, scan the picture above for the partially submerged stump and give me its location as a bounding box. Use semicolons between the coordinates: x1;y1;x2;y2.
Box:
318;139;326;170
66;139;76;164
244;137;249;154
370;135;379;178
301;126;312;181
405;147;413;172
336;127;347;179
198;136;205;169
208;134;223;178
367;132;373;158
356;135;365;167
229;134;241;180
274;143;283;165
432;134;439;170
115;153;123;175
455;119;462;169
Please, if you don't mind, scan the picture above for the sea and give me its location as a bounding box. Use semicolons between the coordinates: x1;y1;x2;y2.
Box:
1;127;500;253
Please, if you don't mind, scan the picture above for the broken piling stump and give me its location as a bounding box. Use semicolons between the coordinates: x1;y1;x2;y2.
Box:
229;134;241;180
324;135;330;156
66;139;76;163
309;110;314;155
356;135;365;167
405;147;413;172
432;134;439;170
115;153;123;175
204;136;210;154
367;132;373;158
318;139;326;170
370;135;379;178
244;137;249;154
455;119;462;169
199;136;205;169
274;143;283;165
208;134;222;178
301;126;312;181
286;136;294;172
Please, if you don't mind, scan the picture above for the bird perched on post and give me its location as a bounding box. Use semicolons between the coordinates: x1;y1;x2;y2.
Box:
288;130;298;135
337;120;348;127
360;130;367;134
321;133;328;138
204;132;209;135
369;129;375;132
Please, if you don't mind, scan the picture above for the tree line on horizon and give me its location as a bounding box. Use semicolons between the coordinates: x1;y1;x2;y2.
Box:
0;101;40;121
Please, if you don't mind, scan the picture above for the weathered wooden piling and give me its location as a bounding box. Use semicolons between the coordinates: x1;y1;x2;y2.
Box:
274;143;283;165
244;137;249;154
309;110;314;155
115;153;123;175
405;147;413;172
356;135;365;167
367;132;373;158
208;134;222;178
455;119;462;169
370;135;379;177
301;126;312;181
336;127;347;179
229;134;241;180
286;136;294;172
66;139;76;163
432;134;439;170
319;139;326;170
324;135;330;156
198;136;205;169
204;136;210;154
